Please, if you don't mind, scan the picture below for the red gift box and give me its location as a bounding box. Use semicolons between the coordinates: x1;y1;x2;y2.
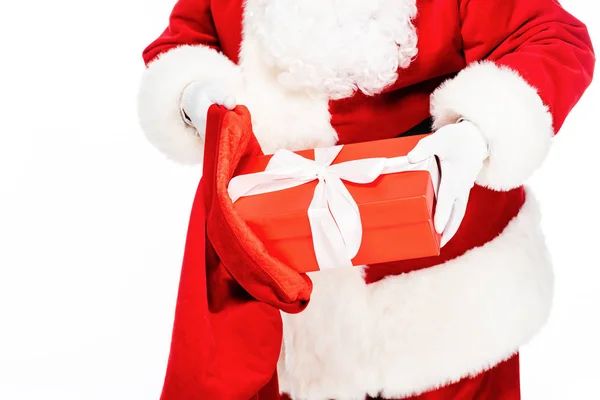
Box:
230;135;441;273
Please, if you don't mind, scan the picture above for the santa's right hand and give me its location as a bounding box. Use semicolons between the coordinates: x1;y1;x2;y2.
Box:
180;81;237;140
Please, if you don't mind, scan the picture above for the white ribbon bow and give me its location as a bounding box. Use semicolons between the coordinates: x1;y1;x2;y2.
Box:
228;145;438;270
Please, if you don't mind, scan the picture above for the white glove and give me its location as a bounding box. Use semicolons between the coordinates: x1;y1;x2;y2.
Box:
408;120;489;247
180;81;237;140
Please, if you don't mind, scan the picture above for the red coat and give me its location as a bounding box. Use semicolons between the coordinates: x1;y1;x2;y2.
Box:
137;0;595;399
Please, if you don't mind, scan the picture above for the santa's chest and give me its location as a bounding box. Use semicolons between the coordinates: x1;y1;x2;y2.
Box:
213;0;464;94
212;0;466;150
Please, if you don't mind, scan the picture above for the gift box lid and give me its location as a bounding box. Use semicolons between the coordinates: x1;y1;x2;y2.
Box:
233;135;438;241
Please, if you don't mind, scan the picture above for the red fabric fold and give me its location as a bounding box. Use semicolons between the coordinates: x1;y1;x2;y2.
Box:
159;106;311;400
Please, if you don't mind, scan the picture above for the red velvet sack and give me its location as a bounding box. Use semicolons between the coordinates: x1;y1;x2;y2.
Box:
159;105;311;400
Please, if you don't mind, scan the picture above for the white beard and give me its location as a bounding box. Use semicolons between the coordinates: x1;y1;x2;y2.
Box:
244;0;419;100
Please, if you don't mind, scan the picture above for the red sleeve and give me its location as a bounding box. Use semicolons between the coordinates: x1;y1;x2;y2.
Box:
142;0;221;65
460;0;595;132
430;0;595;191
136;0;242;164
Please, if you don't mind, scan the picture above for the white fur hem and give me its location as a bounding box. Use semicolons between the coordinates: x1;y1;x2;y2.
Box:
431;61;554;191
137;45;241;164
278;188;553;400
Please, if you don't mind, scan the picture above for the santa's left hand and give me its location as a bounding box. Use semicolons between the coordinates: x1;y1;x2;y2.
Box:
408;120;489;247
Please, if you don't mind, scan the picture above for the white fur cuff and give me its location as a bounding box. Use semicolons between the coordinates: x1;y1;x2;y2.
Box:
137;45;242;164
431;61;554;191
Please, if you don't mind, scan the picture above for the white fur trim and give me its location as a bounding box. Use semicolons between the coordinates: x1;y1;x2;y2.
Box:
431;61;554;191
238;4;339;153
137;45;242;164
278;188;553;400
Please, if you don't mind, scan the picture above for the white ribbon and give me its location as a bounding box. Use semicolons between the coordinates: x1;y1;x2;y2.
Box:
228;145;439;270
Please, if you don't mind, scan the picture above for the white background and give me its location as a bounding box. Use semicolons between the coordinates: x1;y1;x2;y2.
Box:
0;1;597;399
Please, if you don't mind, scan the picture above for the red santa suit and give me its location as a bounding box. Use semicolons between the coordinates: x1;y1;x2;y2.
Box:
137;0;596;399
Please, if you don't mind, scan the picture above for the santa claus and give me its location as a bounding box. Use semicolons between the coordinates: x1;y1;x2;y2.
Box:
137;0;595;399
